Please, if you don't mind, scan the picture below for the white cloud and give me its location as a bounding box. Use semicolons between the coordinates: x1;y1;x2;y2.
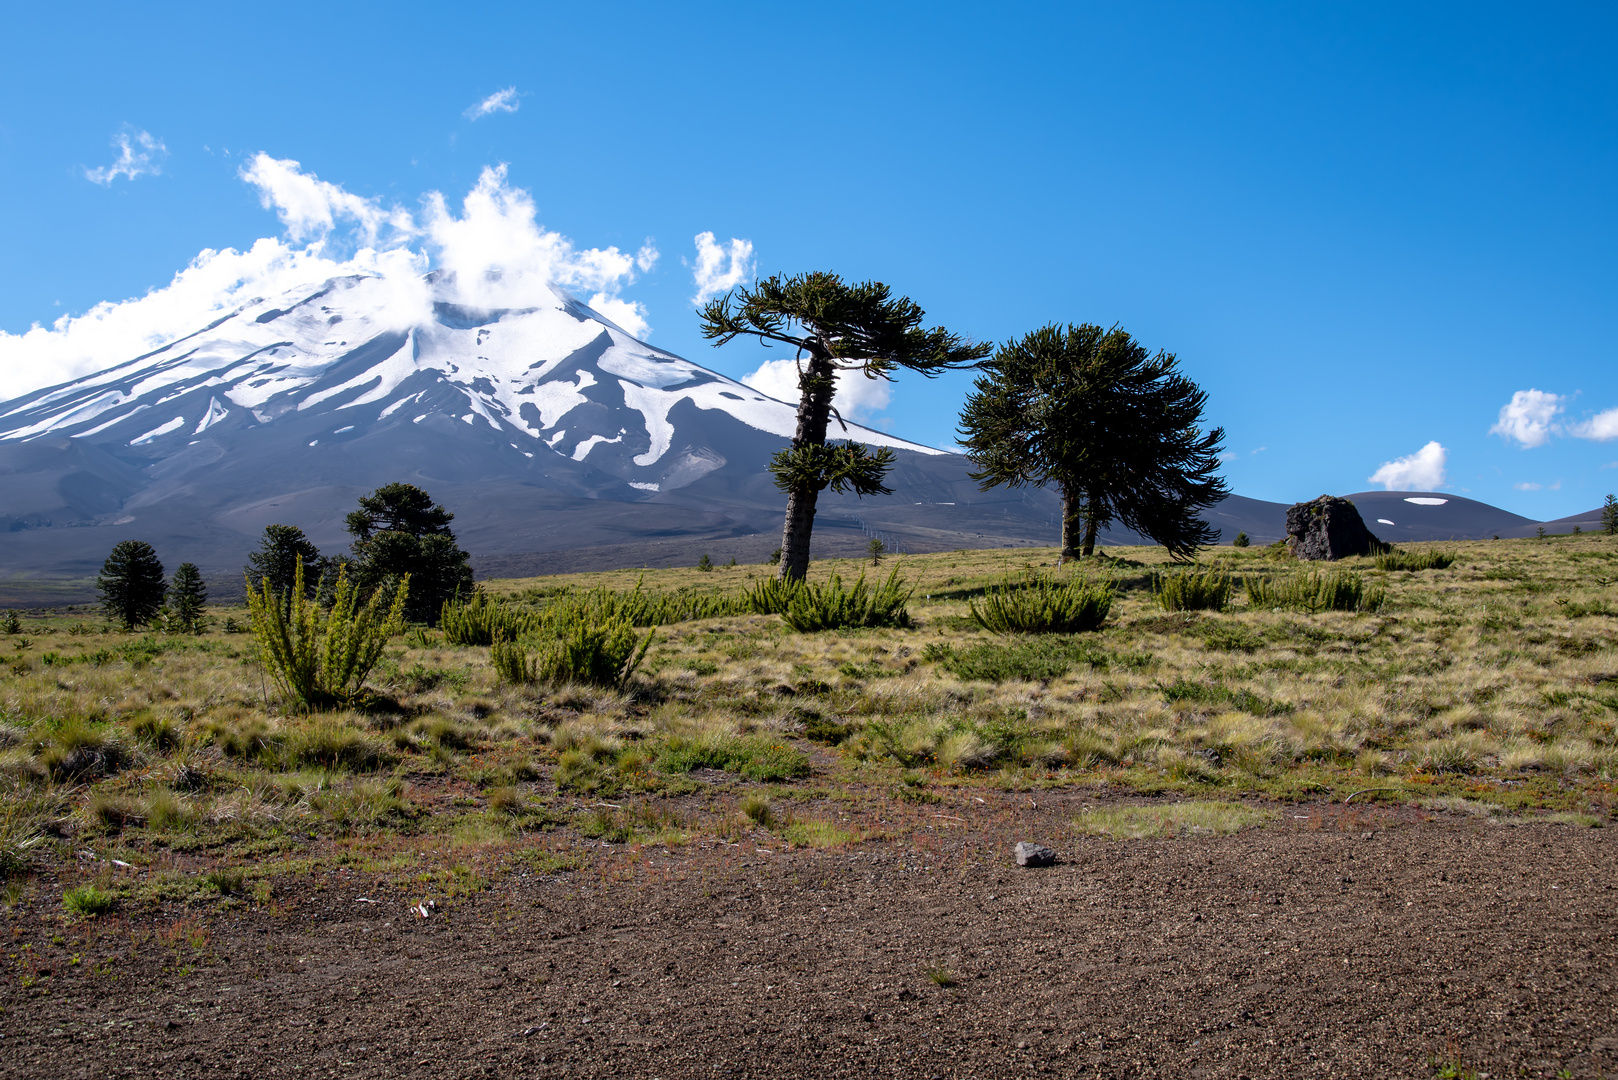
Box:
241;153;412;247
466;87;520;120
1568;407;1618;442
85;128;167;185
1368;441;1447;491
692;232;754;306
1514;481;1542;491
741;358;891;423
0;159;657;399
1489;389;1563;448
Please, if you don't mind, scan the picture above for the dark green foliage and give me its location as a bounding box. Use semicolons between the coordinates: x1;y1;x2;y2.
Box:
699;271;990;582
958;323;1228;561
768;548;782;565
167;563;208;633
780;568;914;632
767;441;896;498
1602;494;1617;536
440;588;537;646
743;576;797;616
970;573;1113;633
924;636;1109;683
1374;549;1456;572
1;611;19;634
1154;567;1233;612
244;525;322;607
97;540;167;629
1246;570;1385;613
696;553;713;572
345;484;473;624
1232;531;1250;548
867;537;886;565
655;735;811;781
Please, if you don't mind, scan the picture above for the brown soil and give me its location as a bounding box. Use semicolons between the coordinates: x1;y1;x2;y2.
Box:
4;795;1615;1080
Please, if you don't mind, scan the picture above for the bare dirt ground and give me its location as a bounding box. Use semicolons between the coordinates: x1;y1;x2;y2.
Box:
4;792;1615;1080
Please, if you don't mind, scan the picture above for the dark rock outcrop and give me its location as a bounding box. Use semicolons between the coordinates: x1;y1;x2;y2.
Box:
1285;495;1388;560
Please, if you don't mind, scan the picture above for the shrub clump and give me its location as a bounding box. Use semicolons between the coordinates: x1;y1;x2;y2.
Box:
773;568;914;632
245;563;408;708
1374;548;1456;572
491;610;655;689
1245;570;1385;613
971;572;1113;633
1153;567;1233;613
440;588;537;646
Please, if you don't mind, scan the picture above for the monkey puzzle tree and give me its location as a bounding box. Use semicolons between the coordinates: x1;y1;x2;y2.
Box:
699;271;990;581
244;525;323;609
345;482;473;623
959;323;1228;562
97;540;167;629
167;562;208;634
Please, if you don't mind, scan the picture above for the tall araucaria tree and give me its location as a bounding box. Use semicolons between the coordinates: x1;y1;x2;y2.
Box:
958;323;1229;562
699;271;990;581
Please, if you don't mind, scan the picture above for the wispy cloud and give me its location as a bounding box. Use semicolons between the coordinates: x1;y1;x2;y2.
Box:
1;158;660;399
1368;441;1447;491
1489;389;1563;448
1514;481;1541;491
240;153;413;247
85;128;168;185
466;87;520;120
691;232;754;306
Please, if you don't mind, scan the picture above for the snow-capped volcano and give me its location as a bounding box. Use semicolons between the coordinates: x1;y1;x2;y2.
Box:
0;269;936;486
0;268;988;581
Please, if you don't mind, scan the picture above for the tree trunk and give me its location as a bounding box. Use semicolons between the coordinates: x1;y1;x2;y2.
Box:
778;350;838;582
1059;487;1083;563
1081;506;1099;558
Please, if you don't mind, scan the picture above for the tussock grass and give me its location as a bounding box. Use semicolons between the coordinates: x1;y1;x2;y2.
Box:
970;572;1112;632
1375;548;1457;572
1154;567;1233;612
1246;569;1384;613
1073;801;1274;839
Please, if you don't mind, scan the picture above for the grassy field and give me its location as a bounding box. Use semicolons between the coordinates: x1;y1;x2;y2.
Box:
1;534;1614;911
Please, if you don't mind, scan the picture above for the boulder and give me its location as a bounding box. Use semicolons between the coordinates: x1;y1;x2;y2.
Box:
1285;495;1387;561
1013;841;1056;867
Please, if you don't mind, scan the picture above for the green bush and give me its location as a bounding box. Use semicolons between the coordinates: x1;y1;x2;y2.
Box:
743;576;797;616
245;563;408;708
1374;548;1456;572
1231;531;1250;548
491;609;655;689
1246;570;1385;613
971;572;1112;633
63;884;118;917
1153;567;1233;613
440;588;537;646
925;636;1109;683
543;577;748;627
780;567;913;632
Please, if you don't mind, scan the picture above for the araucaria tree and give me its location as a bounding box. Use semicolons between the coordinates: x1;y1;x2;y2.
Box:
168;563;208;634
959;323;1228;562
699;271;989;581
245;524;323;608
97;540;167;629
345;483;473;623
1603;493;1618;536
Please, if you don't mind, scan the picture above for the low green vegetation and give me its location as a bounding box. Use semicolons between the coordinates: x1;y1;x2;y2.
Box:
1;536;1614;912
970;572;1113;632
1154;567;1233;612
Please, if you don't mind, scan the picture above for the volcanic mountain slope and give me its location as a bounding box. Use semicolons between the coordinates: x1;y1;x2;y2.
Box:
0;267;1568;590
0;269;1065;583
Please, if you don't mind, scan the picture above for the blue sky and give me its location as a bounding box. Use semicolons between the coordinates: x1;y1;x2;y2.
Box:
2;1;1616;518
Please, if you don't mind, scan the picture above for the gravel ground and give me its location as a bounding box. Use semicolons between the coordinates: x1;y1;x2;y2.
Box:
4;802;1615;1080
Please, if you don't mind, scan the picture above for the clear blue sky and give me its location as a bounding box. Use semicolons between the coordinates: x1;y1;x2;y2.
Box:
2;1;1615;518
